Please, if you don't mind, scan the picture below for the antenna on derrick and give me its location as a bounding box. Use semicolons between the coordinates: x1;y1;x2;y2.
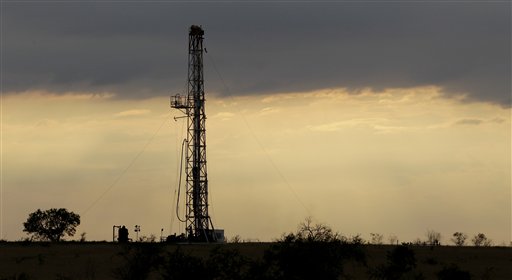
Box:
171;25;223;243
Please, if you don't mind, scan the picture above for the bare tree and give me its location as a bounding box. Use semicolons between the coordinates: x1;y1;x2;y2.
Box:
229;235;242;243
349;234;365;245
370;233;384;245
79;232;87;242
451;232;467;246
388;234;399;245
295;217;339;242
412;238;424;246
471;233;492;247
426;230;441;246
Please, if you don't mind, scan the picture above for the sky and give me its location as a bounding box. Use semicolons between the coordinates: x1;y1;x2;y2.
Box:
1;1;511;244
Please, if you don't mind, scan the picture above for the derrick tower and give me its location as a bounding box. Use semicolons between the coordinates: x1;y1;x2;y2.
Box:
171;25;216;242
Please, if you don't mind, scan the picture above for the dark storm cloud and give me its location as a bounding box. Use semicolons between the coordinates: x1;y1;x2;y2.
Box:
3;2;510;106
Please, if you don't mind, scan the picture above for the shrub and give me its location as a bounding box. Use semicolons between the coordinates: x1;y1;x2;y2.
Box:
451;232;467;246
437;264;471;280
295;217;340;242
370;245;424;280
113;244;163;280
370;233;384;245
160;248;208;280
388;235;399;245
426;230;441;246
207;246;251;280
258;218;366;280
471;233;492;247
262;239;366;280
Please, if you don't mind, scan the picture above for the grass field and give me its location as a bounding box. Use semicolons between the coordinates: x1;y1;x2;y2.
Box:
0;242;511;279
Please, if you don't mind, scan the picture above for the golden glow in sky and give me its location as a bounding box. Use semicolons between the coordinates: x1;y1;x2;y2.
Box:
2;87;510;243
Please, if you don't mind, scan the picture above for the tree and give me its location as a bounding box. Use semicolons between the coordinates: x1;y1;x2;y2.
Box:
388;234;399;245
114;244;163;280
206;247;251;280
268;217;367;280
160;248;209;280
426;230;441;246
23;208;80;241
471;233;492;247
437;264;471;280
451;232;467;246
229;234;243;243
370;245;423;280
370;233;384;245
295;217;340;242
79;232;87;242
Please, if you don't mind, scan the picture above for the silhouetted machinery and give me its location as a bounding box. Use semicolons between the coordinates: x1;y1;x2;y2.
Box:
171;25;224;243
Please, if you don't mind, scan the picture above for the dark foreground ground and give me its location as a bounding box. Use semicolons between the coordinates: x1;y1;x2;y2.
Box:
0;242;511;279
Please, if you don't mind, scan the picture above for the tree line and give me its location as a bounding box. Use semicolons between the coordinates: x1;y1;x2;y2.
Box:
113;217;473;280
21;209;497;247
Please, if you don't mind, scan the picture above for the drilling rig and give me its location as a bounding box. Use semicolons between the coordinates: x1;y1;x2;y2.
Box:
171;25;222;243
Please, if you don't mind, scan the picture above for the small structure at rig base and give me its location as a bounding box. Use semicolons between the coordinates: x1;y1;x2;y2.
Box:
171;25;223;243
214;229;225;243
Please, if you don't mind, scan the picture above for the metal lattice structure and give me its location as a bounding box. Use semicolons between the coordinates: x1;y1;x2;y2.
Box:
171;25;216;242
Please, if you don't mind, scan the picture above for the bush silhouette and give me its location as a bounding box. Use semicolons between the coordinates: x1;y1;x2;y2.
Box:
160;248;208;280
113;244;163;280
471;233;492;247
370;245;424;280
262;241;360;280
259;227;366;280
437;264;471;280
207;246;251;280
451;232;467;246
426;230;441;246
267;218;366;279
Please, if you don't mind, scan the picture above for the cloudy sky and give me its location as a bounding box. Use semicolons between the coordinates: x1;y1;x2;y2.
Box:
1;1;511;243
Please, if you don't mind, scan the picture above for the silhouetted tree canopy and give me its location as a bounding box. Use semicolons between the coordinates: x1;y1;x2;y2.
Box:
451;232;467;246
370;245;424;280
114;244;163;280
261;217;366;280
471;233;492;247
23;208;80;242
426;230;442;246
437;264;471;280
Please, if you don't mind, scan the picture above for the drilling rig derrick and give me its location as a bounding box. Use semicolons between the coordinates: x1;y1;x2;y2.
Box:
171;25;219;243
